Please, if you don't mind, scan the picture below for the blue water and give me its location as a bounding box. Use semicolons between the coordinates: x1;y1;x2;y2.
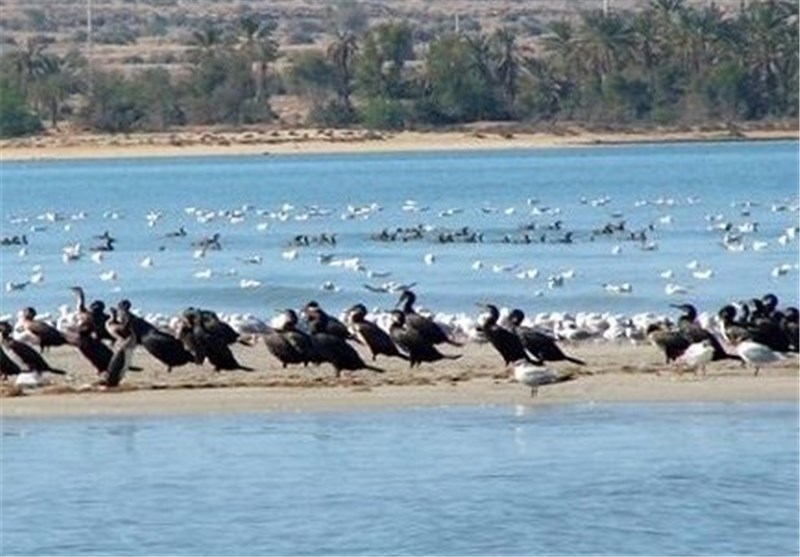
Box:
1;141;798;319
1;403;797;555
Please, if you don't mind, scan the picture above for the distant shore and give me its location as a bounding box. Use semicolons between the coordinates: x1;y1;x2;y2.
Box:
1;125;797;162
2;342;797;418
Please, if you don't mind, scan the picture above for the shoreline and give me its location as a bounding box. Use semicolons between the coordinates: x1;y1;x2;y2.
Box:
2;342;797;418
1;127;797;162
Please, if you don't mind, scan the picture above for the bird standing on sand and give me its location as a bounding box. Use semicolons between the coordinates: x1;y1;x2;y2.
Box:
512;360;574;397
477;304;540;367
306;307;384;378
507;309;585;365
734;340;787;376
0;321;67;376
346;303;408;362
397;289;462;347
388;310;461;368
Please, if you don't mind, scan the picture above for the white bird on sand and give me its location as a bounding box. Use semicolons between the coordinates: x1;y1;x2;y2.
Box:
512;360;574;397
735;340;786;376
676;340;715;374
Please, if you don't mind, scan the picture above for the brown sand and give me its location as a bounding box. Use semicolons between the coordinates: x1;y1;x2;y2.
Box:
1;127;796;162
1;341;797;418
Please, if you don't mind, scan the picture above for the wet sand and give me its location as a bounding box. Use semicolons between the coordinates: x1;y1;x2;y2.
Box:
2;341;797;418
1;127;796;162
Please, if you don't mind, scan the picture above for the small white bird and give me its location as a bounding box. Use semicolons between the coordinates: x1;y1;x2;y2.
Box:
611;245;622;255
692;269;714;280
735;340;786;376
99;270;118;282
282;249;298;261
512;360;573;397
239;279;261;289
140;256;154;268
91;252;104;264
29;272;44;284
665;283;690;296
771;264;792;278
194;269;213;279
603;282;632;294
472;260;483;271
423;253;436;265
686;260;700;270
676;340;715;374
660;269;674;280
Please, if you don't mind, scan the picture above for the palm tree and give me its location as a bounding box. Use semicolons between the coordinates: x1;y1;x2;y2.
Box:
576;10;635;87
236;15;278;105
8;37;48;95
327;31;359;110
189;24;224;64
492;28;519;109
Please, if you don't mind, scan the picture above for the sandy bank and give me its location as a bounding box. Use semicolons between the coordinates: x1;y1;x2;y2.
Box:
2;342;797;418
1;127;796;162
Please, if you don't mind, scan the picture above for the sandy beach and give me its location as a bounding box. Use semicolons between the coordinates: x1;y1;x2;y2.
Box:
1;126;797;162
2;341;797;418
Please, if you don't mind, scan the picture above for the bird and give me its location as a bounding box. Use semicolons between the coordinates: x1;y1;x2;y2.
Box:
102;317;137;387
306;309;384;378
476;304;539;367
302;301;355;342
675;340;715;374
507;309;585;366
346;303;408;362
0;321;67;376
671;303;741;363
735;340;787;376
117;301;194;372
18;307;67;352
1;345;23;378
512;360;575;397
262;309;316;368
388;310;461;368
647;324;691;364
397;289;462;347
181;309;252;372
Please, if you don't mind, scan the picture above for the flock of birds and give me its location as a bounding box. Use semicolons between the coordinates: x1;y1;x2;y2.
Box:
1;285;796;396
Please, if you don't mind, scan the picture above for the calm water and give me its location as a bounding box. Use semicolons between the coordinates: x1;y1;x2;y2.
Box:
1;141;798;320
1;403;797;555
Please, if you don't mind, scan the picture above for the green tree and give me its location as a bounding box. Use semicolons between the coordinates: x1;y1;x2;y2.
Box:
0;83;42;137
492;28;519;110
356;22;413;99
235;15;278;106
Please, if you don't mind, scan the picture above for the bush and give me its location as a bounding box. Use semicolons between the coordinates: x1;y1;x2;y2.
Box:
307;99;358;127
359;97;406;130
0;85;43;138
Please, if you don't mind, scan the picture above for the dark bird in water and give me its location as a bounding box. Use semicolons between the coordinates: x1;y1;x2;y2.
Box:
306;308;384;378
397;289;462;347
1;346;23;378
19;307;67;352
0;321;67;375
507;309;585;365
388;310;461;368
476;304;540;367
670;303;741;362
303;301;355;342
118;301;193;372
346;303;408;362
263;309;316;368
182;309;252;372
